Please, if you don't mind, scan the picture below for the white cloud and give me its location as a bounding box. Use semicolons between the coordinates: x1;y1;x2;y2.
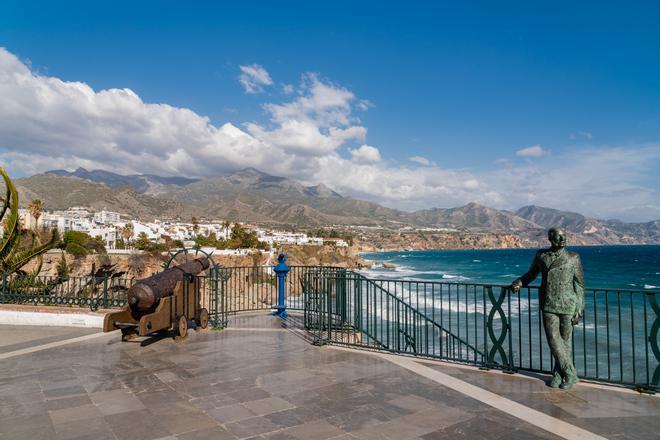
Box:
516;144;548;158
238;64;273;94
409;156;432;166
349;144;381;164
570;131;593;140
282;84;294;94
0;47;658;221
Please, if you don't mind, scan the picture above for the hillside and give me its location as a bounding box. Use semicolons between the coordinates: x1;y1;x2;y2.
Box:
16;174;193;220
409;202;540;231
11;168;659;245
516;205;660;244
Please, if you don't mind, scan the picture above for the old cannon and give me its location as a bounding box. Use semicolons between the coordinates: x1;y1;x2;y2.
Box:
103;257;211;341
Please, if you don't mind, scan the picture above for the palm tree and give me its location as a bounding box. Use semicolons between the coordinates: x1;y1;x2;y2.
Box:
192;216;200;238
223;220;231;240
121;223;134;248
27;199;43;231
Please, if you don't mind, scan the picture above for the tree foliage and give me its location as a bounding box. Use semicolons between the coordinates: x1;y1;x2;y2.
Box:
195;223;269;250
62;230;106;258
0;167;60;274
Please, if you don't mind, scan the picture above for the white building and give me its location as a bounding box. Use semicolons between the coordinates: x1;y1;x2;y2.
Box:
94;210;121;224
87;225;117;249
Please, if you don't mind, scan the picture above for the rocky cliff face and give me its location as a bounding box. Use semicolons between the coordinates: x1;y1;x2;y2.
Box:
354;231;529;252
22;251;270;278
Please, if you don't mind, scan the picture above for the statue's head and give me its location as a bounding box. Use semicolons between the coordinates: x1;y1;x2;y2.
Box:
547;227;566;249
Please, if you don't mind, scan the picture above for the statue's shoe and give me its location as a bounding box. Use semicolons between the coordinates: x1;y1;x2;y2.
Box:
548;373;562;388
559;377;579;390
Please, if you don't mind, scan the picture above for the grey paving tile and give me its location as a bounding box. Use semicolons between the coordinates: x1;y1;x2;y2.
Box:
268;404;329;427
279;419;347;439
229;387;272;403
91;388;146;415
176;425;238;440
1;423;57;440
159;411;219;435
45;394;94;411
225;415;281;438
49;403;104;425
52;416;112;440
0;413;53;437
206;403;258;423
104;409;173;440
243;397;296;415
43;384;87;399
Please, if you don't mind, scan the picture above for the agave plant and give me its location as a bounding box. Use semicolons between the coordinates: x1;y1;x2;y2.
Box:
0;167;60;276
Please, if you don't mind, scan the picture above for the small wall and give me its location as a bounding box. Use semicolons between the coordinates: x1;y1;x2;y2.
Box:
0;305;105;328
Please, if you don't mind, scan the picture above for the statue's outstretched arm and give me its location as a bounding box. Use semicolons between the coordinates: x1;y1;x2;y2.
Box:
511;254;540;292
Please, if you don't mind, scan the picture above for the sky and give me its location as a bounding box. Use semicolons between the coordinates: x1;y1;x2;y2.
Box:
0;1;659;221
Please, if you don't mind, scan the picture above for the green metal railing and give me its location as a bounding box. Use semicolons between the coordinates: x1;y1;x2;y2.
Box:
3;262;657;390
296;271;660;391
0;273;132;310
199;265;346;327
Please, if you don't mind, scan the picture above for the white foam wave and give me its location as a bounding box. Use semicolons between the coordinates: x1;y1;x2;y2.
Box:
644;284;658;289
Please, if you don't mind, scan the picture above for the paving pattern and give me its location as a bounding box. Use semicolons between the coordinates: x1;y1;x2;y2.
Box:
0;315;658;439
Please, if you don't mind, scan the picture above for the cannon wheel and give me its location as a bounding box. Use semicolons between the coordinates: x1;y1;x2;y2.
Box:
196;308;209;330
175;315;188;340
121;327;138;341
164;247;216;270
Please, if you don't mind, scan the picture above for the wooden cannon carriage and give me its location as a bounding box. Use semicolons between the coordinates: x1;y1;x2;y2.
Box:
103;257;210;341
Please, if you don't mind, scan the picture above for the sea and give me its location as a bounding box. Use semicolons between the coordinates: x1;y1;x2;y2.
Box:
358;245;659;384
360;245;660;291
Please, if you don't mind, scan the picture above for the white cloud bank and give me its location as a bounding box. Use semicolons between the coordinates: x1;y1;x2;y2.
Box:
350;145;381;163
0;47;658;221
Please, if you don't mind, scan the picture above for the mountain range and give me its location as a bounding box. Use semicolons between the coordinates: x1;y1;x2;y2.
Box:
13;167;660;245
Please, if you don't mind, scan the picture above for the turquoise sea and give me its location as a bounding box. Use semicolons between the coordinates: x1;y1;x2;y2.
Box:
361;245;660;291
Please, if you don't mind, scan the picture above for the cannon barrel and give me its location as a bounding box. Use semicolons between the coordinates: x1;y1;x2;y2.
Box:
127;257;210;320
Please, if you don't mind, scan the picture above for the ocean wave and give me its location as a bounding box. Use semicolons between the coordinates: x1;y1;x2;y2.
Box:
472;259;481;263
442;274;470;280
644;284;658;289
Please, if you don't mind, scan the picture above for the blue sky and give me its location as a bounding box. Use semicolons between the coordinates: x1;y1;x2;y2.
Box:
0;1;659;220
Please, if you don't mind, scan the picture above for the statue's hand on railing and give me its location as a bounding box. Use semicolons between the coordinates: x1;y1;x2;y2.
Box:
510;280;522;293
571;308;584;326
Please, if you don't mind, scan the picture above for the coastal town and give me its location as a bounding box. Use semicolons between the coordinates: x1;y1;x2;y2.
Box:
17;206;349;253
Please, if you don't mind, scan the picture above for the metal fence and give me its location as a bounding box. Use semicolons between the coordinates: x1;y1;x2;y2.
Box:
204;265;347;326
3;263;657;390
300;271;660;391
0;273;132;310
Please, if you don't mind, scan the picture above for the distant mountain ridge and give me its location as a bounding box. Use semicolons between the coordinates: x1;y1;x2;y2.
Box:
12;167;659;245
48;167;199;193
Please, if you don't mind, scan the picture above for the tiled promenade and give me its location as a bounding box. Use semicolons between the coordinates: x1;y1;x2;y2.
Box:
0;315;658;440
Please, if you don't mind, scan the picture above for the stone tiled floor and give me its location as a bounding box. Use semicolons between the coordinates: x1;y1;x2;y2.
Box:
0;315;657;439
0;325;97;353
422;362;660;440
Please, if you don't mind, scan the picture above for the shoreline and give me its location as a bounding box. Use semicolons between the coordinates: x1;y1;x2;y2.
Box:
358;242;660;255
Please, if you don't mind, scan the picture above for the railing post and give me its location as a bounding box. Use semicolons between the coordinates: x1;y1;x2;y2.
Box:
273;253;289;319
210;265;218;327
648;292;660;389
103;272;108;309
484;286;510;370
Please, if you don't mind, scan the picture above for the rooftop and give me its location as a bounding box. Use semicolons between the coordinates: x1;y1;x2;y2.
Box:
1;314;659;440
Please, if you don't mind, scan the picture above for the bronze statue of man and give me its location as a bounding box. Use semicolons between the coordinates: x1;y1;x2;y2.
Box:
511;227;584;389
